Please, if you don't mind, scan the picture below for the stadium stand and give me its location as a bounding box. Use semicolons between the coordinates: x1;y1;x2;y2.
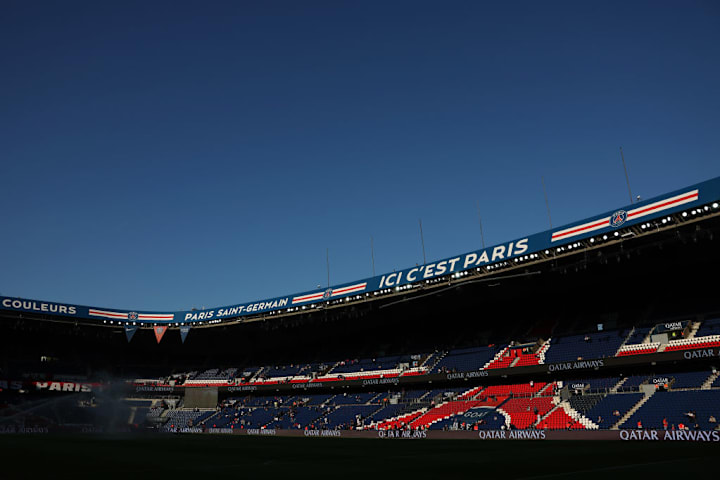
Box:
624;390;720;430
543;331;628;364
695;318;720;338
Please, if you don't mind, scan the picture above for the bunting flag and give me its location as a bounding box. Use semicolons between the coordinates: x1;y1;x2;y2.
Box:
179;326;191;344
124;325;138;343
154;326;168;343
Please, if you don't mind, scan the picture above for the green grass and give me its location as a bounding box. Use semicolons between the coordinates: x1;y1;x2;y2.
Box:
0;434;716;479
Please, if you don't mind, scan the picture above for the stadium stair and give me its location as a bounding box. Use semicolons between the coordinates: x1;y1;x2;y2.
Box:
420;352;442;370
702;371;720;390
561;401;598;429
535;401;587;430
458;386;485;400
612;390;656;430
536;382;555;396
495;408;512;429
408;400;483;429
533;398;560;426
550;400;598;429
374;409;425;430
609;378;628;393
618;327;636;349
483;347;510;370
537;341;550;364
249;367;266;382
686;321;702;340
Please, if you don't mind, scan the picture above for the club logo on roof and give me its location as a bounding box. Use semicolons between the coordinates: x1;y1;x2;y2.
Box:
322;288;333;300
610;210;627;228
128;312;138;321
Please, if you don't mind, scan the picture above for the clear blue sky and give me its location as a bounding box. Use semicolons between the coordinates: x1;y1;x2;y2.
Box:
1;1;718;311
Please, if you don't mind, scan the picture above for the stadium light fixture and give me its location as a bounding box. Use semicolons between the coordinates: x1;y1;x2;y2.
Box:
590;238;595;243
603;235;608;240
713;203;718;209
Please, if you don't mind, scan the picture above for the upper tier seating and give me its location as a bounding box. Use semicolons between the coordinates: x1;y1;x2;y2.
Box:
264;365;303;378
663;335;720;352
695;318;720;338
485;346;545;369
625;327;652;344
544;330;628;364
431;346;500;373
616;343;660;356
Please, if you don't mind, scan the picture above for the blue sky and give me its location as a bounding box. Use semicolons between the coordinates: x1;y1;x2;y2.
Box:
1;1;718;311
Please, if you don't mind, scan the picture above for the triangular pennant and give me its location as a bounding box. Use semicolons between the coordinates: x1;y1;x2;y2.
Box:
154;326;168;343
179;326;191;344
124;325;138;343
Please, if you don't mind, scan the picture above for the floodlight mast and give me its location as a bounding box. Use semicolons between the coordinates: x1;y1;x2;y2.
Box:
620;147;634;204
419;219;427;265
542;176;553;228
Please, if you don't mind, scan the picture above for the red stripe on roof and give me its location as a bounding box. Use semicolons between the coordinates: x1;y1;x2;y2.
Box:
552;218;609;240
627;192;698;219
332;284;366;295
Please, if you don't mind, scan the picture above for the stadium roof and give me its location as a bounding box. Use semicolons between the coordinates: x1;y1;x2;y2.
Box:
2;175;719;327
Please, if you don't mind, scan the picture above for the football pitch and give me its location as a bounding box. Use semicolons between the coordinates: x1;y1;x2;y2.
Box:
1;434;716;479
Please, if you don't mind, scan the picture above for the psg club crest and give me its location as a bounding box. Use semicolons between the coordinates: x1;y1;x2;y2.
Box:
128;312;138;321
322;288;333;300
610;210;627;228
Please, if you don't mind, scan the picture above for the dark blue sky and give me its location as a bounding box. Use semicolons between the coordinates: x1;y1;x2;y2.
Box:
2;1;718;311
